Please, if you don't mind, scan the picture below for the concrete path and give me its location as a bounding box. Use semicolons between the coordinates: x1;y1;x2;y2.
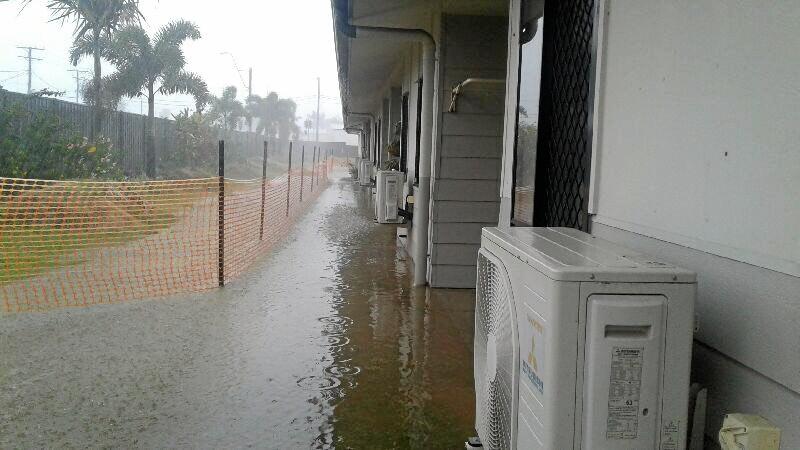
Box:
0;170;476;449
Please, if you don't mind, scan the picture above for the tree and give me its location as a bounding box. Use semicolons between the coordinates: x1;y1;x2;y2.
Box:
246;92;279;138
208;86;244;132
275;97;299;142
245;92;299;142
34;0;143;139
101;20;209;177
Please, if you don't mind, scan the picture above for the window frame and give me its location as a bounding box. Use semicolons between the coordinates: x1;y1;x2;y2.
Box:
414;78;423;185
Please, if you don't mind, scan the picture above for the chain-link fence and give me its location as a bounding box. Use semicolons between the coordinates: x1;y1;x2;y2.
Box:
0;145;332;313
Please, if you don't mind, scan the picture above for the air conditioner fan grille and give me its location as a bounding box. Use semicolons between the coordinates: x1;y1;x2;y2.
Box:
475;251;515;450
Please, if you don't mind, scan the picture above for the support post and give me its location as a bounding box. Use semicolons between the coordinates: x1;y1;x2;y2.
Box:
218;140;225;287
318;148;322;183
300;145;305;202
286;141;293;217
259;140;268;240
311;146;316;192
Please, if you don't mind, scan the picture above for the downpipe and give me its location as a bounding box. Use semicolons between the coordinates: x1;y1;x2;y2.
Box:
348;25;436;287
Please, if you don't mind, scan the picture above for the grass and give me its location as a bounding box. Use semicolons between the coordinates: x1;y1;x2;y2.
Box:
0;186;210;284
0;222;172;284
0;164;321;285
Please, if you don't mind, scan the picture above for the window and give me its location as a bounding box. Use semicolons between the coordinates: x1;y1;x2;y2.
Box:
414;78;423;185
400;93;409;173
511;1;545;226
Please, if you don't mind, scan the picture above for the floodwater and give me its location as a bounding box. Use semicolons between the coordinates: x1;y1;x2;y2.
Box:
0;169;476;449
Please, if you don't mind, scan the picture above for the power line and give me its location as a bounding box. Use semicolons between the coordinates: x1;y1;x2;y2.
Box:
17;46;44;94
32;72;60;91
1;72;24;84
220;51;249;91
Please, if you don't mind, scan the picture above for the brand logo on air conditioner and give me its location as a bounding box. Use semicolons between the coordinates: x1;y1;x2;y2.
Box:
521;315;545;394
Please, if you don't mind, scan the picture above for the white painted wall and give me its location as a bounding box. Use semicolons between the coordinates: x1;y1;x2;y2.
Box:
591;0;800;277
590;0;800;445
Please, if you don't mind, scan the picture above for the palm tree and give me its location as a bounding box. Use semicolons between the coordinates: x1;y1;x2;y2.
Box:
102;20;209;177
246;92;299;142
208;86;245;132
35;0;144;138
246;92;279;138
275;97;299;142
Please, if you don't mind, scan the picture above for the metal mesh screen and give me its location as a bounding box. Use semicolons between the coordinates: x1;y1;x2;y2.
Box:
533;0;596;231
475;251;515;450
0;160;332;313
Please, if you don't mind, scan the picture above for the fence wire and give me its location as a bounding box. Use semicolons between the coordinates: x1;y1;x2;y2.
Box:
0;160;331;312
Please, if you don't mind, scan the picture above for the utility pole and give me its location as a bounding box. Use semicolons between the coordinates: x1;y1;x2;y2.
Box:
17;46;44;94
69;69;89;103
247;67;253;132
315;77;320;142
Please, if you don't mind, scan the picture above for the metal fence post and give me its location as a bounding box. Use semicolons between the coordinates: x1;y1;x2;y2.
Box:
259;140;268;240
315;147;320;185
311;146;316;192
286;141;293;217
218;140;225;287
300;145;305;202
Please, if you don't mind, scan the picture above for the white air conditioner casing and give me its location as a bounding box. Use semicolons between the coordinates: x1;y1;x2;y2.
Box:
375;170;404;223
359;160;371;186
475;227;695;450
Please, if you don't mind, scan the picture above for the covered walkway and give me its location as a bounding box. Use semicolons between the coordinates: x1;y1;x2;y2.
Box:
0;169;476;449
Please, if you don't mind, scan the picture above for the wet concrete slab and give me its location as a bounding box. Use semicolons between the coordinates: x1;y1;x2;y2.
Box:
0;170;476;449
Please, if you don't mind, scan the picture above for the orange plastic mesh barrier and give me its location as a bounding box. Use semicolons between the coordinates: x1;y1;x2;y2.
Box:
0;160;330;313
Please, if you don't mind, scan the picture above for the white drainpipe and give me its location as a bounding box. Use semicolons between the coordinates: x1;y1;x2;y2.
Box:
351;26;436;286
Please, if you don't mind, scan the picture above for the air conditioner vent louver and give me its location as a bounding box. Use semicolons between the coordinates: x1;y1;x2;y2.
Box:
475;250;516;450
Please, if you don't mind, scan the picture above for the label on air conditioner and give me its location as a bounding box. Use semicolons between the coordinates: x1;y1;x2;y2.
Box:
520;313;545;394
606;347;644;440
660;420;680;450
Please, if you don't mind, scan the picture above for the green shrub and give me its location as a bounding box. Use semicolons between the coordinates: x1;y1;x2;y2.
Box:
0;102;123;180
158;109;217;178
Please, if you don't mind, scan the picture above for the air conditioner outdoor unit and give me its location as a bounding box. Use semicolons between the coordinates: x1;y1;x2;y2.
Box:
359;160;371;186
475;227;695;450
375;170;404;223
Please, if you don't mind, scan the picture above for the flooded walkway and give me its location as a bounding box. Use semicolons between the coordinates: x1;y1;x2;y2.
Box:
0;170;476;449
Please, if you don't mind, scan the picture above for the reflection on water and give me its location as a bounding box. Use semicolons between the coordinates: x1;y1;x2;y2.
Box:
0;170;476;448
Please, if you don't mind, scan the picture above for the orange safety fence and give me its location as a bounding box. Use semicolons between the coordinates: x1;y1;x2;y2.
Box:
0;160;331;313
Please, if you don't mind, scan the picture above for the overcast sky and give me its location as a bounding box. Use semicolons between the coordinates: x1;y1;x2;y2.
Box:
0;0;342;122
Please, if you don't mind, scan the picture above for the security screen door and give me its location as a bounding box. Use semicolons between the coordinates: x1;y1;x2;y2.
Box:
512;0;596;231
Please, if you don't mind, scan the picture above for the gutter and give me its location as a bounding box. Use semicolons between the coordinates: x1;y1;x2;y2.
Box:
333;10;436;286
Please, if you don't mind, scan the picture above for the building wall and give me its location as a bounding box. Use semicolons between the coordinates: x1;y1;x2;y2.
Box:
589;0;800;444
429;14;508;288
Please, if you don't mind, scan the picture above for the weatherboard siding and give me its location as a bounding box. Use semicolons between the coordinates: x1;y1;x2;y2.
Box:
429;14;507;289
